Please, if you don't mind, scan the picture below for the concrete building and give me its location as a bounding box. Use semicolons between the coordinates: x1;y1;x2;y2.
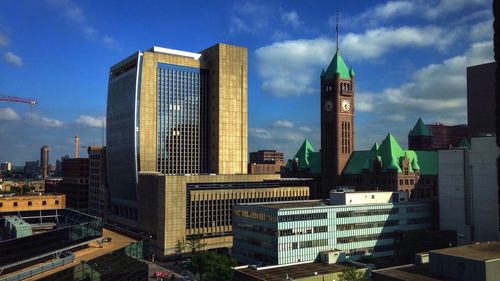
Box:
0;162;12;172
88;146;108;219
467;62;496;137
137;173;309;258
372;242;500;281
248;150;285;174
24;160;39;179
40;145;49;179
0;209;148;281
438;136;499;245
107;44;248;221
233;190;435;266
45;158;89;213
0;193;65;212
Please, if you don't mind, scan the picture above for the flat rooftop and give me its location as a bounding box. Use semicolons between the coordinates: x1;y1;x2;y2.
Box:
245;200;325;210
236;262;357;281
430;241;500;261
1;228;137;281
373;264;451;281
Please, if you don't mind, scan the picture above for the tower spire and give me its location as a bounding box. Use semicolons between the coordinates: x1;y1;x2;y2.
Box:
336;11;339;52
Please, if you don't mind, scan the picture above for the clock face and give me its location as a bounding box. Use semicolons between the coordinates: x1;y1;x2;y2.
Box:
341;99;351;112
324;100;333;112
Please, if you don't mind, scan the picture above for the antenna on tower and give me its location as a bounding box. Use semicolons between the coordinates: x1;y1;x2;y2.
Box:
336;10;339;52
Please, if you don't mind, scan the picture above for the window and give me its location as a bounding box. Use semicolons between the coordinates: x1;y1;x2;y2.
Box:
28;201;32;206
42;201;46;206
55;200;59;205
0;202;2;207
14;202;18;207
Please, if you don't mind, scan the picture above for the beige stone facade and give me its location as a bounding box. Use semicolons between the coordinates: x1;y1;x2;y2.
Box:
0;193;66;212
137;173;309;257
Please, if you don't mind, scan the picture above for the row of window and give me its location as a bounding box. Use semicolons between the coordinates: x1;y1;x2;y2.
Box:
336;219;399;231
337;232;394;244
233;222;276;236
348;244;396;256
0;200;59;208
336;208;399;218
279;226;328;236
278;239;328;251
278;212;328;222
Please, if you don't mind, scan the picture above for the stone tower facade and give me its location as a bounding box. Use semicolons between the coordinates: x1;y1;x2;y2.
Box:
320;51;355;196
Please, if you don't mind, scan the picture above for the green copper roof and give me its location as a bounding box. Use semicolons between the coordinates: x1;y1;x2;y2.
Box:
343;133;437;176
309;152;321;174
294;139;315;170
411;158;421;170
349;67;355;77
370;143;379;151
322;51;351;80
409;118;431;137
457;138;471;148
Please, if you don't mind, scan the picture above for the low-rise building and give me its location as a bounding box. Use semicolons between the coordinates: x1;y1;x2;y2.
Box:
136;173;310;258
0;193;65;212
248;150;285;174
233;190;435;266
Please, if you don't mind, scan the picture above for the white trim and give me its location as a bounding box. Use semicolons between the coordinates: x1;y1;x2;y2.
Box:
152;46;201;60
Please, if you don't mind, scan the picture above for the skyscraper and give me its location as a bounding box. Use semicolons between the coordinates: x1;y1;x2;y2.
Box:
107;44;248;220
40;145;49;179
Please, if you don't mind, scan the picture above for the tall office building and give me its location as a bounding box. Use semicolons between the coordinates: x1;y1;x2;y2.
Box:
467;62;496;137
107;44;248;220
40;145;49;179
88;146;108;219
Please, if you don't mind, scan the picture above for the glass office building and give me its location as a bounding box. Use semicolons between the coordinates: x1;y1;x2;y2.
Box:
233;191;436;265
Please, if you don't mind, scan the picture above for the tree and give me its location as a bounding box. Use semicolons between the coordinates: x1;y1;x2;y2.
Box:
190;251;237;281
175;238;187;256
186;234;207;254
338;266;367;281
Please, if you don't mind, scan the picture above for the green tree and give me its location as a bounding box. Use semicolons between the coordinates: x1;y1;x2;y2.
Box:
190;251;237;281
175;238;187;255
186;234;207;254
339;266;367;281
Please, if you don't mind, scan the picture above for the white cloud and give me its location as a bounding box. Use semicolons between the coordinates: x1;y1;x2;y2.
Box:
273;119;294;128
299;126;312;132
0;32;8;46
229;1;272;34
40;117;63;127
341;26;456;60
76;115;105;128
280;10;302;29
249;128;273;139
424;0;489;20
4;51;22;67
469;20;493;41
46;0;117;49
255;37;334;97
0;108;20;121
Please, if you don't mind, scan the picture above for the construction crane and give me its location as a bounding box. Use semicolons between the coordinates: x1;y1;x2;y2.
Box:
0;95;38;105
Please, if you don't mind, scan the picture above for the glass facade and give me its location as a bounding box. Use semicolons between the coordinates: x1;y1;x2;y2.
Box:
233;201;436;265
107;54;141;220
156;63;208;174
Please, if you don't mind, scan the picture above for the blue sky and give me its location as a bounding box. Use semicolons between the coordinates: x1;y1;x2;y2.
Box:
0;0;493;166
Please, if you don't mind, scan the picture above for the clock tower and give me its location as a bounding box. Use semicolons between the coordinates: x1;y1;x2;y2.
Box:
320;48;355;196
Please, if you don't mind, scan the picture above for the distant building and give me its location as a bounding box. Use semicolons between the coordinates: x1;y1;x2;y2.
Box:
342;133;438;200
248;150;285;174
0;162;12;172
372;242;500;281
54;154;69;177
88;146;108;219
40;145;49;179
467;62;496;137
46;158;89;213
0;193;65;212
408;118;468;150
24;160;39;178
438;136;499;245
138;173;309;258
47;163;55;175
233;190;435;266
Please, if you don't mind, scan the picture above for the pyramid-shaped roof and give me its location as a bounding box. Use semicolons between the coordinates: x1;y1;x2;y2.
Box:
409;118;431;137
378;133;405;172
293;139;315;170
321;51;351;80
457;137;471;148
370;142;379;151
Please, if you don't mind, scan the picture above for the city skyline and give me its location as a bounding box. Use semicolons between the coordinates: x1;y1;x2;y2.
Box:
0;0;494;165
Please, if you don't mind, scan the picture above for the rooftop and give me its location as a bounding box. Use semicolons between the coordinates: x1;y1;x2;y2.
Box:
150;46;202;60
249;200;325;210
236;262;358;281
373;264;451;281
430;241;500;262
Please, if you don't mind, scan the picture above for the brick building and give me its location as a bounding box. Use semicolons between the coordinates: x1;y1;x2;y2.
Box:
248;150;284;174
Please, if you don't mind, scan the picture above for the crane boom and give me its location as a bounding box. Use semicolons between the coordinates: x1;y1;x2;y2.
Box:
0;95;38;105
